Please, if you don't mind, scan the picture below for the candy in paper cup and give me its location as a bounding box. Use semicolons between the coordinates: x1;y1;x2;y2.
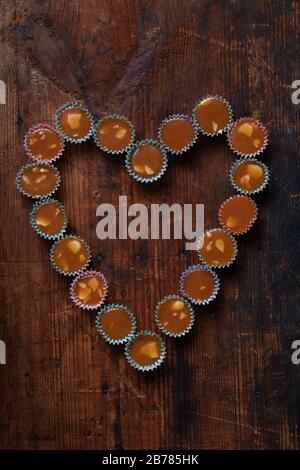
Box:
218;195;258;235
70;270;108;310
179;264;220;306
125;139;168;183
24;123;65;163
124;331;166;372
196;228;238;269
50;234;91;276
193;95;233;136
158;114;199;155
229;157;270;195
95;304;137;345
30;198;67;240
16;162;61;199
93;114;135;155
227;117;269;158
55;101;94;143
154;294;195;338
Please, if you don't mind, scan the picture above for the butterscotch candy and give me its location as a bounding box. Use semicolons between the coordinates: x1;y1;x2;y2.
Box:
230;157;270;194
31;198;67;240
125;332;166;371
126;140;167;183
193;96;232;135
159;115;198;154
55;102;94;143
94;115;135;153
25;123;64;163
180;264;220;305
71;270;108;310
50;235;91;275
96;304;136;344
198;228;238;268
155;295;195;337
228;117;268;157
218;195;258;235
16;162;61;199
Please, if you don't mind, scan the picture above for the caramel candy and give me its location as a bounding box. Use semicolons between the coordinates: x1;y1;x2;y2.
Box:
160;116;196;153
156;296;193;336
199;229;237;268
99;307;134;342
219;195;257;235
51;236;90;274
129;142;166;180
228;118;268;156
232;160;267;193
194;97;231;134
58;105;92;141
72;271;107;308
18;163;60;198
95;117;133;152
26;125;63;162
128;333;163;368
33;201;66;236
181;265;219;304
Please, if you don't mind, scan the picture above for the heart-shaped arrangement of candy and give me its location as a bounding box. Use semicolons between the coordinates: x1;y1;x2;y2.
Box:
16;96;270;372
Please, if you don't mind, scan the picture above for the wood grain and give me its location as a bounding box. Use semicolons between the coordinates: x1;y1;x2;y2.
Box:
0;0;300;450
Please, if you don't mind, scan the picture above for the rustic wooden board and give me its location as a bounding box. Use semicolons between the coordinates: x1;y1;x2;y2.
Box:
0;0;299;450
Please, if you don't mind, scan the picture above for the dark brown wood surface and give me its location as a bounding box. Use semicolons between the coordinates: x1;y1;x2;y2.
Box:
0;0;300;450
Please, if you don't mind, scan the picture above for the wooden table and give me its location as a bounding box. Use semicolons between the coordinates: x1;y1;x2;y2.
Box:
1;0;299;450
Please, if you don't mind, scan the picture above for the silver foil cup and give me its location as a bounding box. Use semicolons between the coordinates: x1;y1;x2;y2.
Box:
125;139;168;183
16;161;61;199
95;304;137;345
154;294;195;338
55;101;94;144
227;117;269;158
93;114;135;155
124;331;166;372
193;95;233;136
196;228;238;269
179;264;220;306
50;234;91;276
30;197;67;240
158;114;199;155
229;157;270;195
24;123;65;164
